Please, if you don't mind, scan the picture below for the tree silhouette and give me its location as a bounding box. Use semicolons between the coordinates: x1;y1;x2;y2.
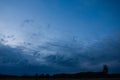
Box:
103;65;108;74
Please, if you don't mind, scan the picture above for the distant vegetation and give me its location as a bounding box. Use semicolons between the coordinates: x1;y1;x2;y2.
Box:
0;65;120;80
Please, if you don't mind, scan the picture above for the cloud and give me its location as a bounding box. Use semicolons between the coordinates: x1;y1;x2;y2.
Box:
0;40;66;75
21;19;34;27
35;35;120;73
0;42;26;66
0;34;120;75
83;35;120;71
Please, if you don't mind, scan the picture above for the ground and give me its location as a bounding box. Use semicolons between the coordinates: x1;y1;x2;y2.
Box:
0;78;120;80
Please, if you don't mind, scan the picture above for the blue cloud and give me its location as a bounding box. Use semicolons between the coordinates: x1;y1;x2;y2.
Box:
0;34;120;75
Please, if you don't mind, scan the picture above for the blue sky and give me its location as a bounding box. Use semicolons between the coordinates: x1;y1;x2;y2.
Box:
0;0;120;75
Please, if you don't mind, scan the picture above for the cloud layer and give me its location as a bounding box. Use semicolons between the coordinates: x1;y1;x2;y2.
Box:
0;34;120;75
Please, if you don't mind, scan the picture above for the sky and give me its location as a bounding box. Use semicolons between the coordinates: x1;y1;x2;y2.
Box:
0;0;120;75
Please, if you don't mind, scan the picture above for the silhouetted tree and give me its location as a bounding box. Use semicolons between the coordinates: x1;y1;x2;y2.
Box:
103;65;108;74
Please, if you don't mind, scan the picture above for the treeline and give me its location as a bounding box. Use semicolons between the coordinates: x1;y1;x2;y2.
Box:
0;65;120;78
0;72;120;79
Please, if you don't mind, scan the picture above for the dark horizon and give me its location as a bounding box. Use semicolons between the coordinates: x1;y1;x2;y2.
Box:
1;65;120;79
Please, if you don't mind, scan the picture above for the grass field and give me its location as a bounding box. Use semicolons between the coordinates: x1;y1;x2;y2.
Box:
0;78;120;80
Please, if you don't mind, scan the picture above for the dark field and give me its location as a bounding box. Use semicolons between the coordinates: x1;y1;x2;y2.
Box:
0;78;120;80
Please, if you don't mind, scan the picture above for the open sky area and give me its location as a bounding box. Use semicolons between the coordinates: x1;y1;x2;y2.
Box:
0;0;120;75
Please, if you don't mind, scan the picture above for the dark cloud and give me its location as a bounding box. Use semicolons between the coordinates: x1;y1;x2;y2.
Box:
21;19;34;27
83;36;120;72
0;35;120;75
0;41;66;75
0;42;26;65
0;34;16;43
37;35;120;73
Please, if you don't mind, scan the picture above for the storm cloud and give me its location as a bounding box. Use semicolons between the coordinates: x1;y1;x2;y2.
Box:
0;34;120;75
